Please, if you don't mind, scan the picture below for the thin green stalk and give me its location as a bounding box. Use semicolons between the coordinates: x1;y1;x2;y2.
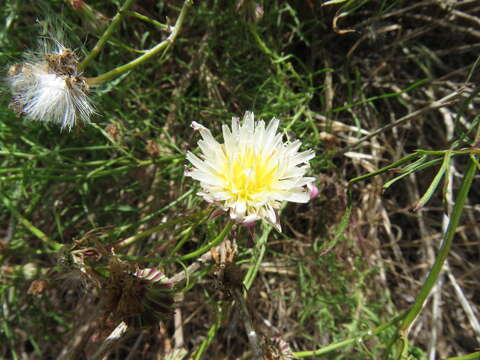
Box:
89;122;140;162
113;192;202;237
448;351;480;360
395;158;477;352
115;193;198;248
87;0;192;85
415;149;471;156
413;150;451;210
180;221;233;261
334;78;430;115
317;187;353;254
116;219;183;249
348;152;419;184
0;150;33;158
1;194;62;251
382;158;443;190
125;11;168;30
243;224;272;290
247;23;278;61
470;152;480;170
169;209;214;255
247;22;287;77
191;303;229;360
79;0;136;70
294;313;405;358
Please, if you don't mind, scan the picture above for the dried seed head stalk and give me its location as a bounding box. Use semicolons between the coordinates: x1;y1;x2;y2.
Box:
7;38;95;131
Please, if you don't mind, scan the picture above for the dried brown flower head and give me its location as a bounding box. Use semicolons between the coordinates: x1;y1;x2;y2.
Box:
100;259;176;328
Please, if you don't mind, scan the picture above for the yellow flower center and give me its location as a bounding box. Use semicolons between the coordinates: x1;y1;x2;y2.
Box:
221;146;278;202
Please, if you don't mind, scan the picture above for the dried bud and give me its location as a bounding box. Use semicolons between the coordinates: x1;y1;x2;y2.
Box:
28;279;49;296
264;336;295;360
236;0;264;23
221;263;245;291
101;259;176;328
105;123;121;142
146;139;160;157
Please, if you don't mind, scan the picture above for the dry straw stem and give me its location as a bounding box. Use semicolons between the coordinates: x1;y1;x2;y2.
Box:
338;88;466;155
170;251;212;284
445;261;480;342
91;321;128;360
232;288;263;360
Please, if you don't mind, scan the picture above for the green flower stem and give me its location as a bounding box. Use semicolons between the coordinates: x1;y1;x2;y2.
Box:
448;351;480;360
293;313;405;358
349;153;419;185
243;223;272;290
86;0;192;85
415;149;472;156
413;150;451;210
383;158;443;190
248;23;278;61
125;11;169;30
179;221;234;261
192;303;229;360
396;158;477;348
89;122;138;161
0;150;34;158
470;153;480;170
116;218;186;249
247;22;287;76
79;0;137;70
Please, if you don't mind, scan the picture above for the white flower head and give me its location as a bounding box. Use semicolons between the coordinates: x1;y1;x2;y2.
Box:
186;111;315;231
7;38;94;131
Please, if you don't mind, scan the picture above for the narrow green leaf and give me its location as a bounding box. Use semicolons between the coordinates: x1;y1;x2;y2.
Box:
413;151;452;211
383;158;442;190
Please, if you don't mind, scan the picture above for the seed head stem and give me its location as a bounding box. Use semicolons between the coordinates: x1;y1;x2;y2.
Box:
86;0;192;85
79;0;137;70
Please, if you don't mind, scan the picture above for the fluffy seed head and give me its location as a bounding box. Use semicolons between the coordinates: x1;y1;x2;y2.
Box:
186;111;315;231
7;39;94;131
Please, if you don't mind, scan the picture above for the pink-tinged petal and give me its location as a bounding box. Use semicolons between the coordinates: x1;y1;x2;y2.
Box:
307;182;319;199
242;221;256;229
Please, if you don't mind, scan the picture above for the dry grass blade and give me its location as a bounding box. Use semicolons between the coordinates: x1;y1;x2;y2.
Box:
91;322;128;360
339;88;466;155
